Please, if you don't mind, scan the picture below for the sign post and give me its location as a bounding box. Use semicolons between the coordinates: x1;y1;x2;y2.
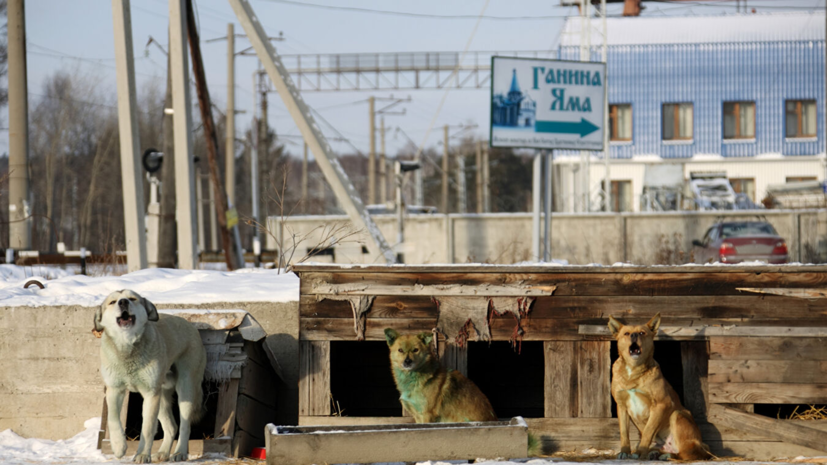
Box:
490;56;606;261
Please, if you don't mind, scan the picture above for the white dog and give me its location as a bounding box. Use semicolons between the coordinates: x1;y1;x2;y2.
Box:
94;290;206;463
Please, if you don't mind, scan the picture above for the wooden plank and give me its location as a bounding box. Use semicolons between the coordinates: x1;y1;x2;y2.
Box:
301;295;437;319
232;428;262;459
309;282;556;297
200;330;229;345
439;343;467;377
238;357;279;410
709;360;827;383
544;341;578;418
299;269;827;297
681;341;709;420
738;287;827;298
214;378;240;438
293;263;827;274
298;341;330;416
708;404;827;453
577;341;611;418
709;383;827;404
535;295;825;320
235;394;278;440
582;325;827;339
710;337;827;360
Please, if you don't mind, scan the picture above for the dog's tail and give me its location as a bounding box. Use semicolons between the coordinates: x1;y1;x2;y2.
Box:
192;380;205;424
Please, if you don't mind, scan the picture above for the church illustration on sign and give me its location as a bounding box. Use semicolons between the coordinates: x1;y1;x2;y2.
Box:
492;69;536;128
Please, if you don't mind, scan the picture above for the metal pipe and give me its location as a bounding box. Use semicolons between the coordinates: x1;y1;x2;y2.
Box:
544;151;553;261
602;0;611;213
532;152;541;261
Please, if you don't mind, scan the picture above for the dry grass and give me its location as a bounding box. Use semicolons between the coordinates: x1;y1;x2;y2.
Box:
783;404;827;420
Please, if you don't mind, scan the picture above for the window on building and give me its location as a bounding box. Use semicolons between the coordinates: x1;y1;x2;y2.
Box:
604;180;632;212
785;100;817;138
786;176;817;183
663;103;693;141
610;104;632;141
723;102;756;139
730;178;756;202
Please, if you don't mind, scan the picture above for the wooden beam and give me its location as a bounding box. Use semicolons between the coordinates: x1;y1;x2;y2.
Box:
681;341;709;420
298;341;331;416
544;341;578;418
708;404;827;453
308;282;556;297
577;341;611;418
737;287;827;298
709;360;827;384
711;337;827;360
581;325;827;339
214;378;240;439
709;383;827;404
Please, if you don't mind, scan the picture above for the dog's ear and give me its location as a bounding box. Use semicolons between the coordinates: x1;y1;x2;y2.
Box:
607;315;624;337
646;313;661;334
93;303;105;333
142;297;159;322
417;332;433;347
384;328;399;347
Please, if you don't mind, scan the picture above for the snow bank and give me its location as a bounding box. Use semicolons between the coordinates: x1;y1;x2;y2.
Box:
0;418;106;464
0;267;299;307
0;264;75;282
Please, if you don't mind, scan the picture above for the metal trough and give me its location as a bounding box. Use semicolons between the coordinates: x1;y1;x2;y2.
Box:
264;417;529;465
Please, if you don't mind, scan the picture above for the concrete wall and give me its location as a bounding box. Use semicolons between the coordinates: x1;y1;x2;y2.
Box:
268;209;827;265
0;300;299;440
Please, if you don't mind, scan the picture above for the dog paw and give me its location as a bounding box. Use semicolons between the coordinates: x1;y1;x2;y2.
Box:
153;452;170;462
170;452;189;462
111;440;127;458
617;452;633;459
658;453;673;461
630;453;640;460
647;450;662;461
132;453;153;463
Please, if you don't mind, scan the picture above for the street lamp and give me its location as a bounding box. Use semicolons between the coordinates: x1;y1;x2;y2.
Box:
395;160;421;263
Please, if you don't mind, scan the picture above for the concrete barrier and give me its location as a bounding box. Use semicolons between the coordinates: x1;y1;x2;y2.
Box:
268;209;827;265
0;300;299;440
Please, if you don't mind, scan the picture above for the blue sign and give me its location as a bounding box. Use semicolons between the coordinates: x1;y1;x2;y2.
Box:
490;56;606;151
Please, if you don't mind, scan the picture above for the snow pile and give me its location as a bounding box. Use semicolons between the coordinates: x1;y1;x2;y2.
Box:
0;267;299;307
0;264;76;282
0;418;106;464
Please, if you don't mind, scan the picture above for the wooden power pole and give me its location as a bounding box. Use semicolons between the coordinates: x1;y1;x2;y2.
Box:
185;0;242;270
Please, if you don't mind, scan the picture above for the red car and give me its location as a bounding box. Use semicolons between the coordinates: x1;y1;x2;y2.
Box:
692;220;789;264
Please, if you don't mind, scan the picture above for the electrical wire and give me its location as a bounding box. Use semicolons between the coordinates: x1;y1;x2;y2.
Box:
259;0;572;20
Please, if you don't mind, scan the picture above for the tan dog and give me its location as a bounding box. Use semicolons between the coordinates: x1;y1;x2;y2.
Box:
384;329;497;423
94;290;206;463
608;314;709;461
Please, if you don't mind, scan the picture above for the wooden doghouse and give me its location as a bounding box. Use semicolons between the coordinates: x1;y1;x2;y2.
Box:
293;264;827;459
97;310;282;458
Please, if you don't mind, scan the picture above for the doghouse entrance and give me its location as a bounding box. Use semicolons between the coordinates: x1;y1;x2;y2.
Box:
330;341;402;417
467;341;545;418
609;341;685;418
123;380;220;441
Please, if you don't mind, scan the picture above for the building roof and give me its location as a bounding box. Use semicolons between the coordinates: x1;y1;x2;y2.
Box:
560;11;825;47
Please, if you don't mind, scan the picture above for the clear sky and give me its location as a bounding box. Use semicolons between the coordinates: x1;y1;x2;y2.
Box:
4;0;824;160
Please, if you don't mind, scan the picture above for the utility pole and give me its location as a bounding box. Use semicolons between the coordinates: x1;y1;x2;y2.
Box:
475;141;483;213
601;0;611;212
112;0;147;271
158;37;177;269
185;0;243;269
368;96;376;205
8;0;31;251
302;142;309;209
483;144;491;212
226;23;236;206
442;125;449;214
169;0;198;269
456;147;467;214
258;69;268;229
580;0;592;213
380;116;387;204
209;177;218;251
196;168;205;252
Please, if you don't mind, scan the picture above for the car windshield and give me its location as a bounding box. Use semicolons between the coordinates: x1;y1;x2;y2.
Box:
720;222;778;238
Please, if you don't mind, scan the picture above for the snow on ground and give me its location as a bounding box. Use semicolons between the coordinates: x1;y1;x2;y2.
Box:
0;267;299;307
0;264;76;281
0;418;823;465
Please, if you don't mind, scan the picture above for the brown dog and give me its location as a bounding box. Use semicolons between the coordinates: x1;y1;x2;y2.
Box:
384;329;497;423
608;314;709;461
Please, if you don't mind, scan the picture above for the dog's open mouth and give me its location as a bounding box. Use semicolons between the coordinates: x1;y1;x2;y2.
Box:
117;313;135;328
629;342;641;357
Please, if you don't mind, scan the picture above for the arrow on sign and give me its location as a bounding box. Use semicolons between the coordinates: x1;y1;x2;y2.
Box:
535;118;600;137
